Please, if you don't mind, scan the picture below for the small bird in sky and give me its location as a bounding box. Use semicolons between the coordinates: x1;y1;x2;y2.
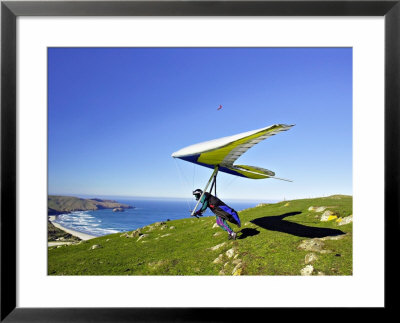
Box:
217;105;223;110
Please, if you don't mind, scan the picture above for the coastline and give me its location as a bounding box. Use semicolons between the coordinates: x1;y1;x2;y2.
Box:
49;215;96;241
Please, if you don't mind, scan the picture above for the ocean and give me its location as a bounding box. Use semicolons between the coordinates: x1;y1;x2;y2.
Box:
53;198;275;237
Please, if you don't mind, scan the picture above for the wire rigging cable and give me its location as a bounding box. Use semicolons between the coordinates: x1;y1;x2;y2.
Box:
173;158;195;212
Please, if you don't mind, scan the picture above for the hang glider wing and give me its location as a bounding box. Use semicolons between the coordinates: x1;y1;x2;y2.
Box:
171;124;294;179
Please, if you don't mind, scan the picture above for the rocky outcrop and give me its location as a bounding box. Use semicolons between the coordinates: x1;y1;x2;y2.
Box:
113;208;125;212
211;245;243;275
320;210;337;221
148;260;166;269
298;232;347;257
338;215;353;226
145;222;168;232
319;233;349;241
298;239;325;253
232;263;243;275
305;253;318;264
121;229;142;238
137;234;149;242
213;254;224;264
154;221;166;227
308;206;327;212
225;248;235;258
89;244;102;250
300;265;314;276
210;242;226;251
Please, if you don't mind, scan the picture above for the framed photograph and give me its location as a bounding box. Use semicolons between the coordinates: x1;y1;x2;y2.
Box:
1;0;398;320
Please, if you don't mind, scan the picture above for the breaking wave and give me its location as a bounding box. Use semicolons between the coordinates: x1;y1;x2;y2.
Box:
54;211;119;237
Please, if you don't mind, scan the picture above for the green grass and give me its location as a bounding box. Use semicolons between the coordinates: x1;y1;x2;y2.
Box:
48;195;352;276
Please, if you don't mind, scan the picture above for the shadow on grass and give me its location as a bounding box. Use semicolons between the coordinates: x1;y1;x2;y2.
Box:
251;212;345;238
238;228;260;239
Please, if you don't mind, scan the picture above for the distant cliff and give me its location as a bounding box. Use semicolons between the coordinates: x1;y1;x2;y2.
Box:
48;195;132;215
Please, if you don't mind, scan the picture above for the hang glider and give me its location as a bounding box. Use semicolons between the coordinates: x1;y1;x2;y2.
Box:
172;124;294;180
172;124;294;217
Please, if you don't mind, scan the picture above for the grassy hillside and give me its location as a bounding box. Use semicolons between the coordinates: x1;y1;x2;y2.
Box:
48;195;132;214
48;195;352;276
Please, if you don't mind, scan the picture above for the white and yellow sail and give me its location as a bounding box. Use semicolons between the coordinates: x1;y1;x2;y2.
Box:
172;124;294;180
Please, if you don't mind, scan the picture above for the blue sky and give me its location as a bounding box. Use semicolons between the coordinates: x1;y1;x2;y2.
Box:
48;47;352;201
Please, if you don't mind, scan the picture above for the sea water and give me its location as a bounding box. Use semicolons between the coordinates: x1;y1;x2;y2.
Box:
53;198;276;237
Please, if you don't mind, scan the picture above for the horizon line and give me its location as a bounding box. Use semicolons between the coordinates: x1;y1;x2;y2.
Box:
48;192;352;202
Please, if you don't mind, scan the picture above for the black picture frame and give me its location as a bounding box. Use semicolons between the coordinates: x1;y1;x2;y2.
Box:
1;0;398;321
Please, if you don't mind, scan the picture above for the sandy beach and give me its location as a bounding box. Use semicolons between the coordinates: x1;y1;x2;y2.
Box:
49;216;96;241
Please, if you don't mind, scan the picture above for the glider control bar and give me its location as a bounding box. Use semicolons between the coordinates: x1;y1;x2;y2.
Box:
191;165;219;217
